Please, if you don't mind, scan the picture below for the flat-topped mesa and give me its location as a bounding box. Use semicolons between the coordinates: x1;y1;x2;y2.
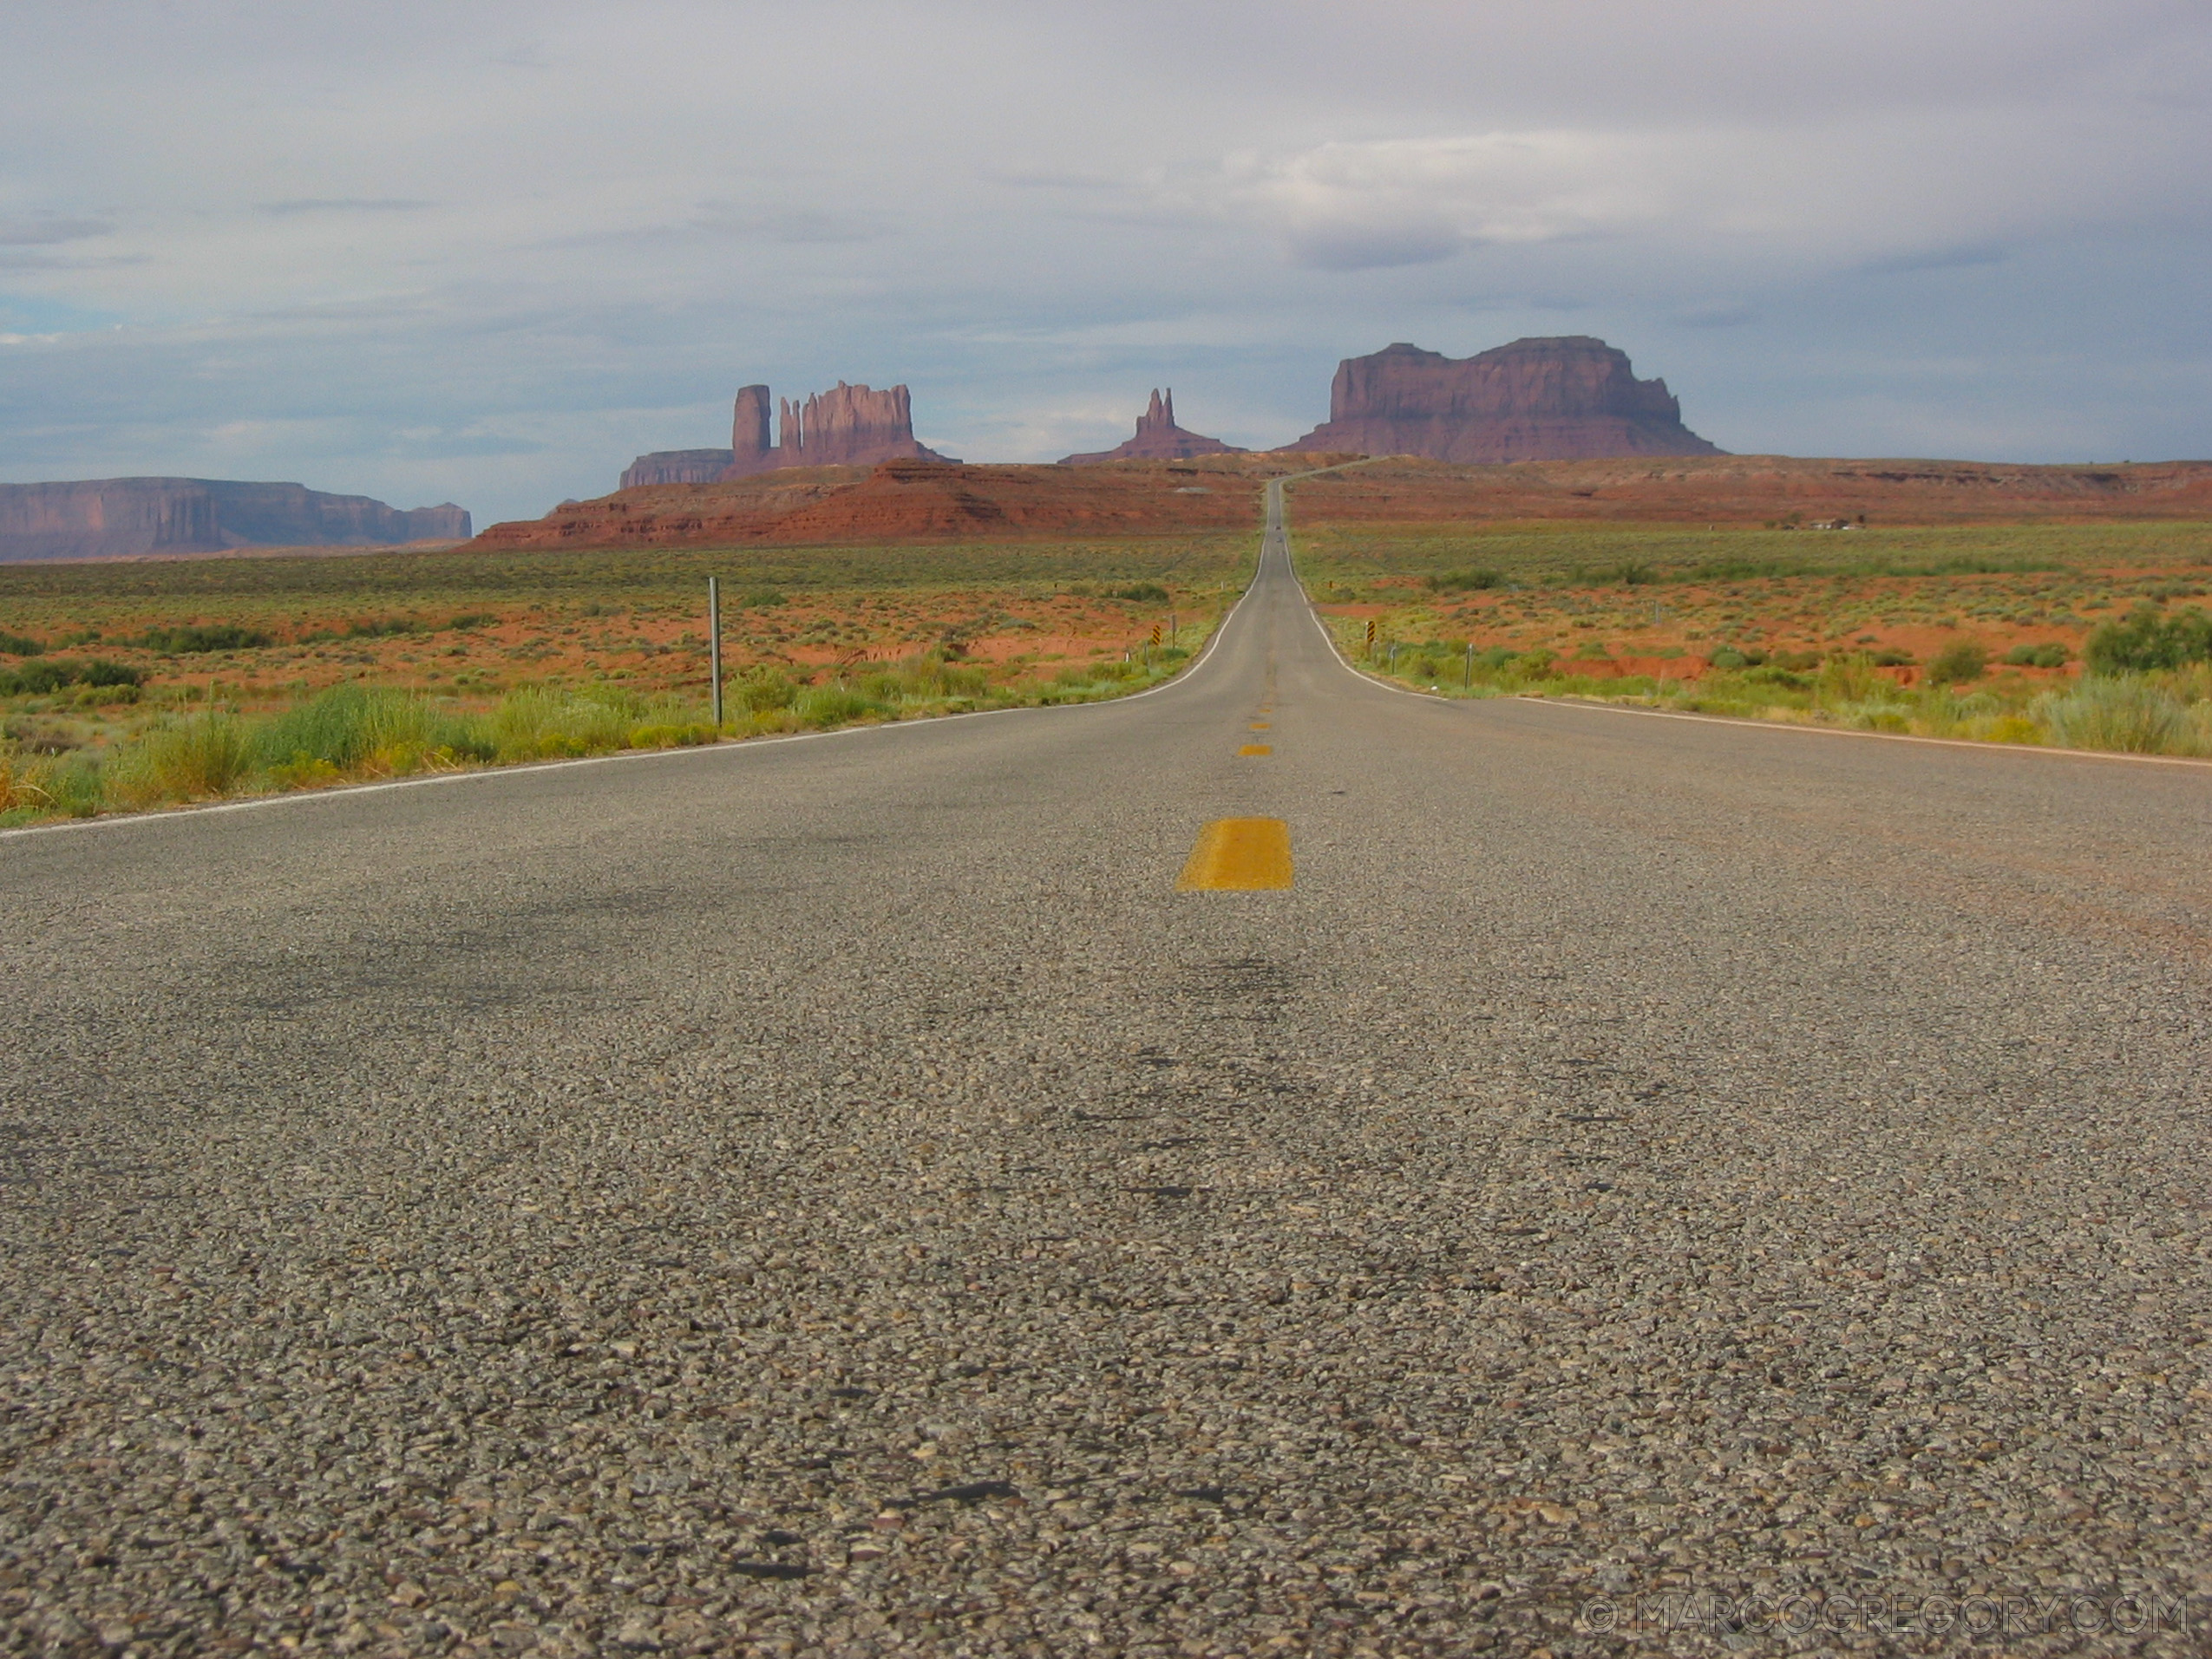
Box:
1283;336;1724;463
623;380;951;488
0;478;470;562
1060;389;1248;465
620;450;736;488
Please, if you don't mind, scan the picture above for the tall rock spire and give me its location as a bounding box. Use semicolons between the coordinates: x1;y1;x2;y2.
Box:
1061;388;1246;464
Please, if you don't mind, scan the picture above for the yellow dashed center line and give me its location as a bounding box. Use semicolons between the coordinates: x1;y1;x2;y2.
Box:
1249;722;1271;730
1238;743;1272;756
1176;818;1293;891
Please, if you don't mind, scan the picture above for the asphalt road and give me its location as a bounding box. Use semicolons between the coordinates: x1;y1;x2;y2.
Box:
5;483;2211;1656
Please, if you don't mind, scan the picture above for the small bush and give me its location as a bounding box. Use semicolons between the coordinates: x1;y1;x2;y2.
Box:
1816;653;1887;702
0;630;43;656
1926;638;1988;685
1427;568;1502;592
0;657;144;695
1112;582;1171;603
447;611;496;630
736;666;798;712
1744;664;1810;689
742;590;788;609
1871;648;1915;667
1;661;72;696
1708;646;1771;671
2084;604;2212;675
2004;641;2070;669
136;624;273;653
2036;676;2190;753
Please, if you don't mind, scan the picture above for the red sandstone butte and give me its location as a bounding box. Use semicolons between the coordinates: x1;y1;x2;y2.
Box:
1282;336;1723;463
621;380;952;489
1060;389;1247;465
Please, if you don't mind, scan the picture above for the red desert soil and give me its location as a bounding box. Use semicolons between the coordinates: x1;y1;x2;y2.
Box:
475;454;2212;552
1285;454;2212;526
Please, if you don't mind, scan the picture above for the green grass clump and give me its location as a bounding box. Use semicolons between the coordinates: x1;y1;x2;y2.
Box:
107;715;255;806
254;683;494;775
2035;676;2195;753
795;685;884;728
0;630;43;656
493;687;659;760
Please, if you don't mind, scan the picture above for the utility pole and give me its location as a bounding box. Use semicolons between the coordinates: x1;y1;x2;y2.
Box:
708;576;723;728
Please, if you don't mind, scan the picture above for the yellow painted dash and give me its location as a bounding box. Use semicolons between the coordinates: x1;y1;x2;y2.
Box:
1238;743;1273;756
1176;818;1293;891
1249;722;1271;730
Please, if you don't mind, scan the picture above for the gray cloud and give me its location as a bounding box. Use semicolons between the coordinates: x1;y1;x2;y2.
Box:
0;215;111;245
1862;245;2011;275
256;199;435;217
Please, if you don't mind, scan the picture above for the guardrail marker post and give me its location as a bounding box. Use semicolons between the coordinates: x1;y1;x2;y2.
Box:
708;576;723;728
1464;640;1474;687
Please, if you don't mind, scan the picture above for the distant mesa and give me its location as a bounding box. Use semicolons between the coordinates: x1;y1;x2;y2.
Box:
1282;336;1724;463
1060;389;1247;465
616;449;736;488
622;380;954;489
0;478;470;563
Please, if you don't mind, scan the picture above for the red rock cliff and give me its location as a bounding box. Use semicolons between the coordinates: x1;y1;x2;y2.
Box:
1283;337;1723;462
1060;389;1248;464
0;479;471;562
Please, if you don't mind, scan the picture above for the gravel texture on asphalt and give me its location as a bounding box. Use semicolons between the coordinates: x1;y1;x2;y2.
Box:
4;487;2210;1656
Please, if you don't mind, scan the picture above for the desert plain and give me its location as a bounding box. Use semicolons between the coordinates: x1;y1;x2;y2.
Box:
5;451;2212;826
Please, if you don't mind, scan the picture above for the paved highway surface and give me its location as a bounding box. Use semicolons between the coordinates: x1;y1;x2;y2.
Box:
5;483;2210;1656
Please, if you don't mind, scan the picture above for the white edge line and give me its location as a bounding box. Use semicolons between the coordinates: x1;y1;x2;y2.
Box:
2;514;1275;843
1276;480;2212;774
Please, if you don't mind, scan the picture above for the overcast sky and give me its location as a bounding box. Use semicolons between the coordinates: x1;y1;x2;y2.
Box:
3;0;2208;524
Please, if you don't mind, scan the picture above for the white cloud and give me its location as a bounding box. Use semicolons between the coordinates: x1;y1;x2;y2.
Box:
1219;133;1669;271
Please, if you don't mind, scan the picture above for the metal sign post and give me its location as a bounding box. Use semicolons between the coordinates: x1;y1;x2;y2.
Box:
708;576;723;728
